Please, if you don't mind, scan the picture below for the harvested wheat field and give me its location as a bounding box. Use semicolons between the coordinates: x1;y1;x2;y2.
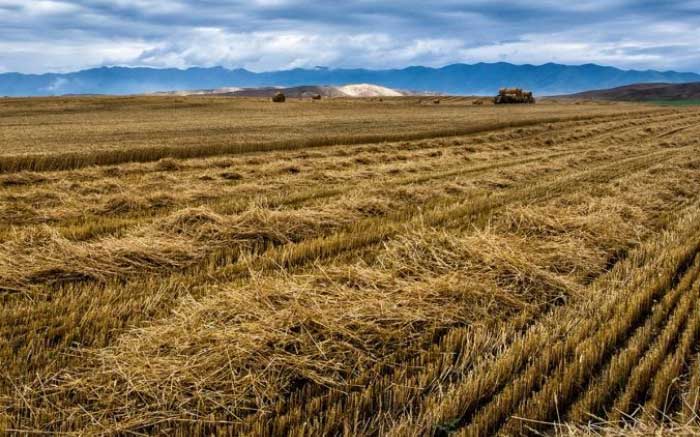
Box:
2;96;700;436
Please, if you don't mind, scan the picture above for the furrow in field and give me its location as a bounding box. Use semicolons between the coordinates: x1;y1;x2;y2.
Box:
2;124;655;394
0;108;676;240
463;252;700;436
7;106;693;246
496;263;700;436
565;256;700;423
683;353;700;422
3;117;695;337
643;289;700;421
0;108;665;189
266;148;700;437
0;140;633;349
237;145;684;280
604;275;699;422
95;154;692;435
4;111;700;434
6;111;678;294
3;145;574;240
0;109;668;173
391;197;700;437
659;121;700;138
0;146;590;295
83;142;698;435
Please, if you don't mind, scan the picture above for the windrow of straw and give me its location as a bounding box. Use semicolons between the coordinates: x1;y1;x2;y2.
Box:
251;149;700;437
0;109;682;173
382;163;700;431
0;205;356;291
16;143;700;434
17;225;592;431
4;121;675;407
0;109;685;235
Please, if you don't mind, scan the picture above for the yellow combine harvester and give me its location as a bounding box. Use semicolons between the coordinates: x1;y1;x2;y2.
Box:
494;88;535;104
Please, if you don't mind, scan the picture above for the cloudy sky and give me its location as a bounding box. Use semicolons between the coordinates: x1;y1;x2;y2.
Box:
1;0;699;74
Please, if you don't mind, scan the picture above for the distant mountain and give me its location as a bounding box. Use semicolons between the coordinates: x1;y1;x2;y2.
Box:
1;63;699;97
152;84;406;98
564;82;700;101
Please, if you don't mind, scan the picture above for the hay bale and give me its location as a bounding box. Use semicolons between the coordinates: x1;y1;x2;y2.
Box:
220;171;243;181
94;195;149;215
155;158;181;171
0;172;47;187
271;92;286;103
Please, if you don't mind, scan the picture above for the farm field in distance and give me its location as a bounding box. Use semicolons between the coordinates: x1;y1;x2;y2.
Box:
2;96;700;436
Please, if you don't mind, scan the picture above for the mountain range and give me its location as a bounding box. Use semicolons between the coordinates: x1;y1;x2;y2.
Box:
1;63;699;97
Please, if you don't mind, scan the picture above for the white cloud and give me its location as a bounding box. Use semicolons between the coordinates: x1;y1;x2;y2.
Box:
0;39;151;73
0;0;698;73
43;77;69;92
23;0;80;15
133;29;484;72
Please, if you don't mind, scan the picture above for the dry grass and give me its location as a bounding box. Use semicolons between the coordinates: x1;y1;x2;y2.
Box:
1;97;700;435
553;417;700;436
0;95;663;172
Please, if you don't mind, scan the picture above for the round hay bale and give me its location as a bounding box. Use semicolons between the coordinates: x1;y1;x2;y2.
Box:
271;92;286;103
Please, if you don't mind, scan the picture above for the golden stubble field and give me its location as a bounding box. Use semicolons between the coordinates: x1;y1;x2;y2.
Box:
1;96;700;436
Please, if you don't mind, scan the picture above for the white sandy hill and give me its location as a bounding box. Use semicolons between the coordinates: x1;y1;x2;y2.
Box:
337;84;404;97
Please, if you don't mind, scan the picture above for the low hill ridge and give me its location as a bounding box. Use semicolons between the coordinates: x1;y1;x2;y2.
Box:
564;82;700;101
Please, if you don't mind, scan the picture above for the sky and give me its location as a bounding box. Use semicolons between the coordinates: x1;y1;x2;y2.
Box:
0;0;699;74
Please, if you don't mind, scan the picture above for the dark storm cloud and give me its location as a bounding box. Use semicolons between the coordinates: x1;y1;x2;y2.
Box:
0;0;698;73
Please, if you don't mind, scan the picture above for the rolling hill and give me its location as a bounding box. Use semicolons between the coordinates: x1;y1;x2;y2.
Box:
1;63;699;97
564;82;700;101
